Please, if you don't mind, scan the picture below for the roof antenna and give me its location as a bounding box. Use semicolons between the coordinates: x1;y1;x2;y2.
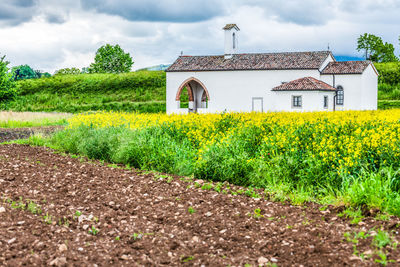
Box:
180;51;183;56
327;43;330;51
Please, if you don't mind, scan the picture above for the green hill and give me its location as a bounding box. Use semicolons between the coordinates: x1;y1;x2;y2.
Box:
2;62;400;113
1;71;166;113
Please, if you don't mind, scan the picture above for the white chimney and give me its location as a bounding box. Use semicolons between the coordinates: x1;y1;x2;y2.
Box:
223;24;240;59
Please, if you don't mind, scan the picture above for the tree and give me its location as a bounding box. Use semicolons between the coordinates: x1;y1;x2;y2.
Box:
357;33;398;62
89;44;133;73
54;67;81;75
12;64;38;81
371;42;398;63
0;55;18;102
357;33;381;60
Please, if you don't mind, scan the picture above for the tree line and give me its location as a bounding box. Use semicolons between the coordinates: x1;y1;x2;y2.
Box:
10;44;134;80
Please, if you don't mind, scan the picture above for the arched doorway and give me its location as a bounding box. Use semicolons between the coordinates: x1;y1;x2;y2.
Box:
176;77;210;113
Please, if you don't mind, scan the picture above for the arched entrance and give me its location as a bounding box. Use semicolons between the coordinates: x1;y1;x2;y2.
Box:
176;77;210;113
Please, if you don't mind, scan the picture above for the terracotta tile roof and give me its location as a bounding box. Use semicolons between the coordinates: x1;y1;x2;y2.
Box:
272;77;336;91
223;24;240;30
321;61;371;74
166;51;332;72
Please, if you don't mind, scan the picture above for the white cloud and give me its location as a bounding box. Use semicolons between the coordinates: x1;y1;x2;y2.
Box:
0;0;398;73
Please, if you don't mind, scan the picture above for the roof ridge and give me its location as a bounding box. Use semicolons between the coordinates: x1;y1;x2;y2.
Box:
271;76;336;92
177;50;330;58
328;60;369;64
168;51;332;72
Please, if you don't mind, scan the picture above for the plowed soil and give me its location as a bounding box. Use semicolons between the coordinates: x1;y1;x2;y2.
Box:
0;144;399;266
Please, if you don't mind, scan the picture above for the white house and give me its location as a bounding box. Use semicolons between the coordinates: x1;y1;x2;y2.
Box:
166;24;378;114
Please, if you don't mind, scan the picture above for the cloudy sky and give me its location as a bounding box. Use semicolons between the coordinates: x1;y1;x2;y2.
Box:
0;0;399;73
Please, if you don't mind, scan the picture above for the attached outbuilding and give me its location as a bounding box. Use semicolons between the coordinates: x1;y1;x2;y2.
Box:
166;24;378;114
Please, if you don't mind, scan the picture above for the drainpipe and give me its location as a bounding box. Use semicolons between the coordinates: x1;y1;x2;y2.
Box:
333;74;336;111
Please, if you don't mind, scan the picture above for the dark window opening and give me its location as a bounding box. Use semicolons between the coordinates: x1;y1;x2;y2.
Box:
336;86;344;105
292;96;302;108
324;96;328;109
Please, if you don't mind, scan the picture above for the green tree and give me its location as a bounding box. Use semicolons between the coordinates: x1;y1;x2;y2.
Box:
0;55;18;102
54;67;81;75
89;44;133;74
372;42;398;63
357;33;381;60
12;64;38;80
357;33;398;62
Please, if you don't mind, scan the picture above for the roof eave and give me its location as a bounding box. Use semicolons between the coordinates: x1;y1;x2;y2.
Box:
166;67;321;72
272;89;336;92
321;72;363;75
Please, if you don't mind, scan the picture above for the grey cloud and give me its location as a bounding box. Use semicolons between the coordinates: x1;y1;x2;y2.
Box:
45;13;68;24
0;1;38;26
80;0;226;22
247;0;337;25
15;0;36;8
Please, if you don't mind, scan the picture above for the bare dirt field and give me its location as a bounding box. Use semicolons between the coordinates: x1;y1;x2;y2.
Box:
0;126;63;143
0;111;71;122
0;144;399;266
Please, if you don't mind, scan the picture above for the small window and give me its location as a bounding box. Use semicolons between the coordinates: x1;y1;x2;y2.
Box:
324;96;328;109
336;86;344;105
292;96;302;108
232;33;236;49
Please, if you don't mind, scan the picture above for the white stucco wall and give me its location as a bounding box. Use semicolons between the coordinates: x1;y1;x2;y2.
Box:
361;65;378;110
320;74;362;110
166;62;378;114
167;69;322;114
273;91;335;112
320;64;378;111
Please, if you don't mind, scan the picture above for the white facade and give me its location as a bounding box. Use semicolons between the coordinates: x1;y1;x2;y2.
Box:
320;64;378;111
166;25;378;114
166;65;378;114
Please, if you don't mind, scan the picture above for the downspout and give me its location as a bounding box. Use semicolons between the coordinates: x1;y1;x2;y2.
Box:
333;74;336;111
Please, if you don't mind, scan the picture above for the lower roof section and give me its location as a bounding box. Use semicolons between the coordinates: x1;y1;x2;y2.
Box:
272;77;336;92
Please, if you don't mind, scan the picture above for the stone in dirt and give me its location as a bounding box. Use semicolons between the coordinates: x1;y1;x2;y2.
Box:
0;206;5;213
58;244;67;252
120;255;129;260
49;257;67;266
258;256;269;265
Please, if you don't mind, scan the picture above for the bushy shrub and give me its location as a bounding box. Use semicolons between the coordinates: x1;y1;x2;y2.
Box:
0;55;18;102
54;67;81;76
17;71;165;95
378;100;400;109
12;65;38;81
375;62;400;85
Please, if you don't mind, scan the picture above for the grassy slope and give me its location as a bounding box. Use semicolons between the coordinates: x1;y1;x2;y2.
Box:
1;71;166;113
1;63;400;113
375;62;400;108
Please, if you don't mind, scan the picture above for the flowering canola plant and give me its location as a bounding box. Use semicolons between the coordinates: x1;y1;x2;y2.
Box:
68;110;400;175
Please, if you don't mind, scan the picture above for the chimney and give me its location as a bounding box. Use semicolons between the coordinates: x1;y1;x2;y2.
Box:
223;24;240;59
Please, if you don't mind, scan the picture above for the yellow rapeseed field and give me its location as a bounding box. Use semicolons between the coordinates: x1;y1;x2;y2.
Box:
68;110;400;174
